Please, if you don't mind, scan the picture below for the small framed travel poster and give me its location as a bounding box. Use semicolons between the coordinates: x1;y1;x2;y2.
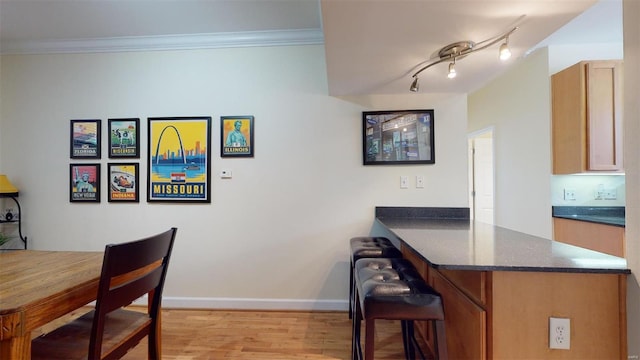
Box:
221;116;254;157
70;163;100;202
108;118;140;158
107;162;139;202
70;119;101;159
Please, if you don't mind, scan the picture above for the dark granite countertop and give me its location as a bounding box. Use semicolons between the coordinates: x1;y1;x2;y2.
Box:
552;206;625;227
374;207;629;275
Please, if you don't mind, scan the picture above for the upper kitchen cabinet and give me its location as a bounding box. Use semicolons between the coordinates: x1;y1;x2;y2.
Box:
552;60;624;174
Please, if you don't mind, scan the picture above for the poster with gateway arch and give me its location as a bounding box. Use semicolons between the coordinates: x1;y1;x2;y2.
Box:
147;116;211;203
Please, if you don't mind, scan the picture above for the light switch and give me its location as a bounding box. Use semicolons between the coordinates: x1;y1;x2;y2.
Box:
220;170;232;179
416;176;425;188
400;176;409;189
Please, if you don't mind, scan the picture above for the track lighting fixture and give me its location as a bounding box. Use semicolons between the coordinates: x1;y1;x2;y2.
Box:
409;26;518;92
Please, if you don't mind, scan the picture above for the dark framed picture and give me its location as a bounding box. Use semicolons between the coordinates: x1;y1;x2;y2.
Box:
107;162;139;202
147;116;211;203
70;119;101;159
108;118;140;158
363;109;435;165
221;116;254;157
70;163;100;202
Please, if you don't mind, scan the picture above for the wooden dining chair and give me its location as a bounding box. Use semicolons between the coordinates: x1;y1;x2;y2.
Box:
31;227;177;360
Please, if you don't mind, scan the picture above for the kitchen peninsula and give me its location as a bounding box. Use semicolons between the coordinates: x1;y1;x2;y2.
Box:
371;207;629;359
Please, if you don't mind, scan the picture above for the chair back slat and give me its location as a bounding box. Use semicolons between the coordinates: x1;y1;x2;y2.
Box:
103;234;174;277
89;227;177;360
101;266;166;314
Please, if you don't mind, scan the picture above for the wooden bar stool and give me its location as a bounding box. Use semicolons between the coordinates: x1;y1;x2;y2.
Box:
349;237;402;318
352;257;448;360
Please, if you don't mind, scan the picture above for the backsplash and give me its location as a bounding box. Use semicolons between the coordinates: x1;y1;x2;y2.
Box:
551;174;625;206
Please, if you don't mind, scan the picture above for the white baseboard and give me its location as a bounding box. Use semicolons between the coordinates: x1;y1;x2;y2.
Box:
133;296;349;311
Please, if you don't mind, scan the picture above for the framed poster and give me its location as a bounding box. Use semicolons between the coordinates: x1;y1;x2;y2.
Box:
70;163;100;202
107;162;139;202
221;116;254;157
108;118;140;158
363;109;435;165
147;116;211;203
70;119;101;159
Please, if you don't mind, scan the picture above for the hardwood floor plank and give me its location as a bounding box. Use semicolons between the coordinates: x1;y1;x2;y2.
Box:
35;308;410;360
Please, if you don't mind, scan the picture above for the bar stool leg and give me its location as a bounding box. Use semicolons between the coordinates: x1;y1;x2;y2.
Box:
400;320;424;360
401;320;411;360
349;260;354;319
364;319;376;360
433;320;448;360
352;292;363;360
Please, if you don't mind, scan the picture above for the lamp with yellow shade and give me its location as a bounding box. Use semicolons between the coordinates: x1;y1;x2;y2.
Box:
0;174;19;197
0;174;26;249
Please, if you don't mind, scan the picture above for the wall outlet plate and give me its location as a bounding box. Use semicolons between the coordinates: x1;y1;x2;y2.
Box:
603;188;617;200
549;317;570;350
563;189;576;201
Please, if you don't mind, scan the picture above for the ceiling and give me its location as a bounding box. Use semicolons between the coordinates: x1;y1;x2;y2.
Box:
0;0;623;95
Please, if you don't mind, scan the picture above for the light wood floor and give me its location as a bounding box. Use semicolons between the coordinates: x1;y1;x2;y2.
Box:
36;308;409;360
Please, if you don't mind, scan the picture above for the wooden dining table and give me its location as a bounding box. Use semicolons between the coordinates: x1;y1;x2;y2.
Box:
0;250;104;360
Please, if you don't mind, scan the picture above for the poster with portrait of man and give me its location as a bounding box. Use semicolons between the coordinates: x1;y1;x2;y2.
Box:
220;116;254;157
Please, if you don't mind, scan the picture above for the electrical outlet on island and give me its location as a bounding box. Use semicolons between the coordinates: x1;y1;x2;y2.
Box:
549;317;570;350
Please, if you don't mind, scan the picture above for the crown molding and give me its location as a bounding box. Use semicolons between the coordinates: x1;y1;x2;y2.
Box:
0;29;324;55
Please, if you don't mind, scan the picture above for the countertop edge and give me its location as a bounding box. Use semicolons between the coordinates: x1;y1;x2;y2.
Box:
375;215;630;275
552;214;625;227
431;263;631;274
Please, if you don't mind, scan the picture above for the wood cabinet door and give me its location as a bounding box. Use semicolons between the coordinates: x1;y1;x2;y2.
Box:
553;217;625;257
551;60;623;173
586;61;623;171
430;269;486;359
552;61;586;174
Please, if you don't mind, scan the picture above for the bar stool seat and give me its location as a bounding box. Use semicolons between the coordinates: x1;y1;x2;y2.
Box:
352;257;448;360
349;237;402;318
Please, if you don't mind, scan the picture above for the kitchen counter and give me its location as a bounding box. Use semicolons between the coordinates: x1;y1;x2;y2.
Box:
552;206;625;227
372;206;629;359
374;207;629;274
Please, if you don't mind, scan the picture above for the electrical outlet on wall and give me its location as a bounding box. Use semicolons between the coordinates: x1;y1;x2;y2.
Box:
595;183;605;200
603;188;617;200
563;189;576;201
549;317;570;350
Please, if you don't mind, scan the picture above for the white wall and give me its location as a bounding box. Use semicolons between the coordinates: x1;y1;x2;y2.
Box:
548;43;623;75
0;45;469;309
468;48;553;238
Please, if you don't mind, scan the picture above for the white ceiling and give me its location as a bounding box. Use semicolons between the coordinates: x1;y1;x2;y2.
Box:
0;0;623;95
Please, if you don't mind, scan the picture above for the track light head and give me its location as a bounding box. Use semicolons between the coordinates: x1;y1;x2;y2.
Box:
410;77;419;92
499;41;511;61
447;62;457;79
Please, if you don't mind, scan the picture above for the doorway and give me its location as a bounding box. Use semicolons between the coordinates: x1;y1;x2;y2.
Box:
468;129;494;224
